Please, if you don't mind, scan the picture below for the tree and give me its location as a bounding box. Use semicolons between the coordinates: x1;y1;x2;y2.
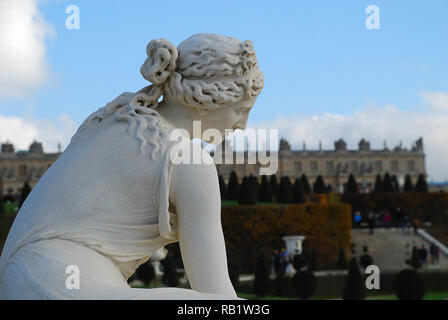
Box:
337;248;348;270
415;174;428;192
301;174;312;194
291;254;316;300
249;175;259;202
218;175;226;200
393;269;426;300
269;175;278;198
345;174;359;195
162;254;179;287
292;178;306;203
238;176;256;205
308;250;319;271
292;270;317;300
359;246;373;269
373;174;383;193
225;171;240;201
403;174;414;192
135;260;155;286
276;176;292;203
343;257;365;300
253;253;272;296
313;175;327;194
382;172;394;193
391;175;400;192
258;175;273;203
273;271;295;297
18;181;32;209
406;246;422;269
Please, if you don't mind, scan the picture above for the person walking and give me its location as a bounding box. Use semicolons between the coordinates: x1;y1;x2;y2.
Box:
419;244;428;268
368;211;375;235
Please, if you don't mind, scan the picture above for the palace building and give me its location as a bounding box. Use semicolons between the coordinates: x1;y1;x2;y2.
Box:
215;138;426;193
0;137;427;198
0;141;61;199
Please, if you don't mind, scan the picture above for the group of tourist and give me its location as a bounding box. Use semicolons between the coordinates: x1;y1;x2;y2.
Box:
353;207;418;235
412;243;441;267
271;248;290;274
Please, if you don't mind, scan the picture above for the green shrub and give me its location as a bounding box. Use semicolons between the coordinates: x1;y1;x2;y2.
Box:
238;176;256;205
337;248;348;270
343;257;365;300
253;253;271;296
394;269;426;300
225;171;240;201
135;260;155;286
292;271;317;300
162;254;179;287
273;272;295;297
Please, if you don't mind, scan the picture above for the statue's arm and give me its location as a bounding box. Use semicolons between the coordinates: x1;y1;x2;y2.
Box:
170;151;236;297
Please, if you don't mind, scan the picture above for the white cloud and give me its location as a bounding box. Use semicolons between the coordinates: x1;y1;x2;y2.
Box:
0;0;54;99
0;113;78;152
247;91;448;182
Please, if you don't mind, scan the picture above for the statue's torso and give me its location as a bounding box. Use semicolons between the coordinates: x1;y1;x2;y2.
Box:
0;110;179;288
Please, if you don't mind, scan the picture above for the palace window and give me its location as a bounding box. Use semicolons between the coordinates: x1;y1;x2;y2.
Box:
407;160;416;172
326;161;334;174
391;160;399;173
294;161;302;175
18;165;27;177
350;161;358;174
310;161;318;175
374;161;382;173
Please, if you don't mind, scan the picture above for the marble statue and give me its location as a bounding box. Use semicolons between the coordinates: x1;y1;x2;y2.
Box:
0;33;264;299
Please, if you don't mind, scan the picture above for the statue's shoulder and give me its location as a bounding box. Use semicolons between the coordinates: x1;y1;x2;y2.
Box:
71;91;174;161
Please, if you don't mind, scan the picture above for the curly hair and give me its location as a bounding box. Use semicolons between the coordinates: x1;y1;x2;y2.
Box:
138;33;264;113
72;34;264;158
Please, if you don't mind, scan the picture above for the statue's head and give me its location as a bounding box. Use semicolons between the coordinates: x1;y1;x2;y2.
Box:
136;34;264;140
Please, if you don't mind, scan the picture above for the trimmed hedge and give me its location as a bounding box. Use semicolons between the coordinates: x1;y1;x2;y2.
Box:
342;192;448;225
222;203;352;273
238;270;448;298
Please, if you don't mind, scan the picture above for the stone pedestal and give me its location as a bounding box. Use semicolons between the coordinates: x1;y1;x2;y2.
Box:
282;235;306;275
149;247;167;276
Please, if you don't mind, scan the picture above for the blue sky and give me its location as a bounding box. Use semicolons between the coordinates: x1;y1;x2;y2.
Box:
1;0;448;181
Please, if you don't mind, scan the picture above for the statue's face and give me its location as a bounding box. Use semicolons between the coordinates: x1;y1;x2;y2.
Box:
201;96;257;144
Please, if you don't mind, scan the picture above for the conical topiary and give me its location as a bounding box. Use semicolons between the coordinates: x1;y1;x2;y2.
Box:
373;174;383;193
277;176;292;203
403;174;414;192
18;181;32;209
218;175;226;200
345;174;358;195
415;174;428;192
238;176;256;205
225;171;240;201
301;174;312;194
269;175;278;198
292;178;306;203
313;175;327;194
259;175;273;203
253;253;272;296
343;257;365;300
382;172;394;193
